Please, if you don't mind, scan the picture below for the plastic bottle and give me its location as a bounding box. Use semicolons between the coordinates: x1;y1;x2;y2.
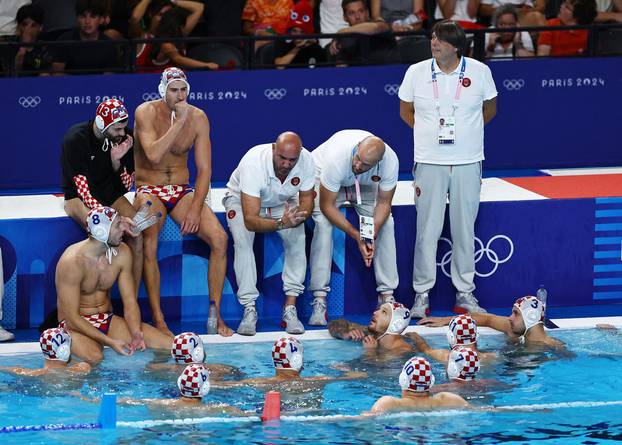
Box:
207;301;217;334
536;285;547;308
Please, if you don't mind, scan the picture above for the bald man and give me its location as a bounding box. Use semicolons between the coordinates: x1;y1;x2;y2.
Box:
223;132;315;336
309;130;400;325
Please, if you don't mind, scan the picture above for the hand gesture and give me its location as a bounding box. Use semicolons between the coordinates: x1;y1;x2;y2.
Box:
173;100;190;123
130;331;146;352
362;335;378;349
329;39;340;56
181;206;201;235
110;338;133;356
111;135;133;163
119;216;138;238
281;202;308;228
344;328;365;341
357;238;374;268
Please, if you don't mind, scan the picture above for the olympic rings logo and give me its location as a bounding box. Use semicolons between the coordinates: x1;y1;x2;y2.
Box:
18;96;41;108
503;79;525;91
264;88;287;100
437;235;514;278
384;84;400;95
142;92;160;101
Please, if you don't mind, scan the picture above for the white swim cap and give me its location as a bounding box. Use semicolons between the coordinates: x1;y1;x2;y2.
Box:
171;332;205;364
399;356;435;393
40;328;71;362
86;207;119;264
447;314;479;347
514;295;545;334
158;67;190;98
177;364;210;398
447;346;480;381
378;302;411;340
272;337;303;372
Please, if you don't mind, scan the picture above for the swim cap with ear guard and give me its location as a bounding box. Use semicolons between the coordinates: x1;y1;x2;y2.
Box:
177;364;210;398
399;356;435;392
272;337;303;372
171;332;205;364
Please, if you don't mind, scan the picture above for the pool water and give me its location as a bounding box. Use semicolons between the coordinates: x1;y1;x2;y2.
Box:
1;328;622;444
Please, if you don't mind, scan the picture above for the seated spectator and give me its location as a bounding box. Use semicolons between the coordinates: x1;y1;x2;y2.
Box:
317;0;349;47
537;0;597;56
435;0;484;28
102;0;132;39
595;0;622;22
130;0;215;72
370;0;426;31
242;0;294;36
51;0;121;75
275;0;326;67
486;4;535;57
11;3;53;75
479;0;547;26
329;0;400;65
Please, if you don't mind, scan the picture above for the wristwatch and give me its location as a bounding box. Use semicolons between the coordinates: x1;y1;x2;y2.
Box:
275;218;285;231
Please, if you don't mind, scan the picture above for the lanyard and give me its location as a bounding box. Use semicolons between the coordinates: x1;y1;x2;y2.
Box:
351;144;380;206
431;57;466;116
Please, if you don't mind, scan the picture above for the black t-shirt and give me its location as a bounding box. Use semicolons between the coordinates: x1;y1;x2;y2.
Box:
61;121;134;205
53;29;121;74
274;40;327;67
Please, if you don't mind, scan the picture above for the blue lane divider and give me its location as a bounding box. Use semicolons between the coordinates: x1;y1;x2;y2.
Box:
0;393;117;434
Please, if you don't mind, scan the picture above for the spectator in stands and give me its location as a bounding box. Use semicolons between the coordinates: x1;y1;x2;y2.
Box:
0;247;15;342
11;3;53;75
103;0;131;39
485;4;535;57
32;0;77;40
242;0;294;36
317;0;349;47
275;0;326;67
370;0;426;31
328;0;400;65
479;0;547;27
51;0;121;75
200;0;247;37
131;0;217;71
435;0;483;28
60;99;144;291
537;0;597;56
595;0;622;21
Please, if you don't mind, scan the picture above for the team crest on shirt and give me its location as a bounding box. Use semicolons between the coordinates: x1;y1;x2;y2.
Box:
291;177;300;186
462;78;471;87
371;175;381;182
227;210;236;219
415;186;421;197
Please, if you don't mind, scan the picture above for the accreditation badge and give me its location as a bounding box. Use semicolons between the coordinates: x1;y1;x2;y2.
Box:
359;215;375;242
438;116;456;145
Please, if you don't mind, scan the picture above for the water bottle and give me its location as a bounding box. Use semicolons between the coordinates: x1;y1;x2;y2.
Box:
207;301;217;334
536;285;547;308
132;201;152;224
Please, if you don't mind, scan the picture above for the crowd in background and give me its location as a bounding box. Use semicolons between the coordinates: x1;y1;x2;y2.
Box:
0;0;618;74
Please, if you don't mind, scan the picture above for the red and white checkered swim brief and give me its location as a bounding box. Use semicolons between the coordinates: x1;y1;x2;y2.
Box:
59;312;114;334
136;184;194;212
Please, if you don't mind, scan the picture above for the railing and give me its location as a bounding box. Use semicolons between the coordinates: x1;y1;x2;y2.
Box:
1;22;620;76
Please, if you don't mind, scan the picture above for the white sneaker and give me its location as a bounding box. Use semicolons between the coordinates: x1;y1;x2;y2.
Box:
0;324;15;342
237;305;258;336
377;294;395;306
281;305;305;334
454;292;487;314
410;292;430;319
308;298;328;326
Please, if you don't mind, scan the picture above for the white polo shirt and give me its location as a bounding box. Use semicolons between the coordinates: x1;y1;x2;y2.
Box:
226;143;315;208
311;129;399;193
398;57;497;165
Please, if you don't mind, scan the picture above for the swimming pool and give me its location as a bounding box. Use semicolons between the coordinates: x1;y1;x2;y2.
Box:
1;328;621;444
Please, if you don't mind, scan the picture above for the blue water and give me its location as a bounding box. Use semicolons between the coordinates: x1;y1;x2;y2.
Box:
1;329;622;444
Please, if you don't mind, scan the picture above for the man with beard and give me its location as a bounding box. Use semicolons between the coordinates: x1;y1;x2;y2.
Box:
61;99;144;290
419;295;565;348
328;302;415;354
56;207;172;364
